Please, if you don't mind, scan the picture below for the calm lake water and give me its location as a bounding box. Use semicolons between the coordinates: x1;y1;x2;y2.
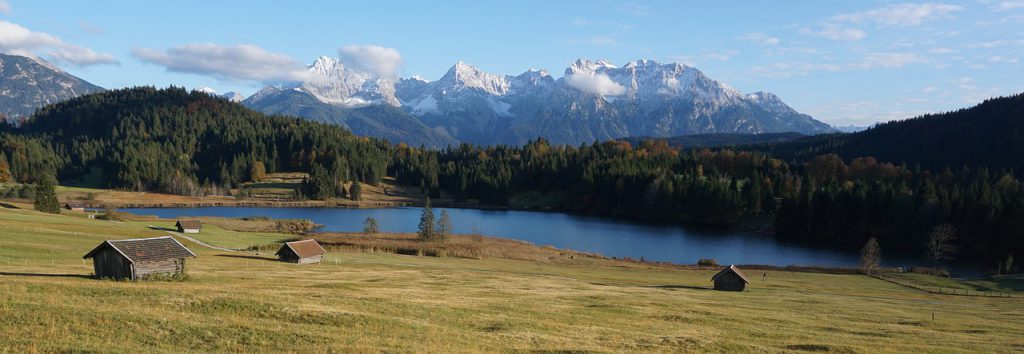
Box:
123;206;914;269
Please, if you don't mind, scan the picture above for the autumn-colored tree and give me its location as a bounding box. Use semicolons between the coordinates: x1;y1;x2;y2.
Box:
249;161;267;182
0;153;11;183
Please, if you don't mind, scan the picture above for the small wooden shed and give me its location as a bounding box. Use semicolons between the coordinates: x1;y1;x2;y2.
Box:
175;220;203;233
712;265;750;291
83;236;196;280
276;239;327;264
63;202;86;211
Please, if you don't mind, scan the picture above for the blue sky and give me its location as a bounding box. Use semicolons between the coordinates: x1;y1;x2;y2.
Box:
1;0;1021;126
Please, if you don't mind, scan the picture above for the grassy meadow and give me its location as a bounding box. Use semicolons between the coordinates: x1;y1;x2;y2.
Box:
0;204;1022;353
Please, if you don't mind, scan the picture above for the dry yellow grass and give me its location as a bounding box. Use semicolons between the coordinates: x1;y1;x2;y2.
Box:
0;203;1022;353
312;231;604;262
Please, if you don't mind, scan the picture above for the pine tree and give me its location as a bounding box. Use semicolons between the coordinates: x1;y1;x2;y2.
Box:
417;197;434;241
350;180;362;201
33;175;60;214
307;163;334;200
436;210;452;242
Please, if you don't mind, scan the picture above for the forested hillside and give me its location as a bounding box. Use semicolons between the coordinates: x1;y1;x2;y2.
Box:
1;88;1022;267
754;93;1024;173
0;87;389;193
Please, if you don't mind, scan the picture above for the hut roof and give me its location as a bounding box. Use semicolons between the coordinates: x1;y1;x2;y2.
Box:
711;265;751;284
64;202;86;208
176;220;203;230
278;239;327;258
83;236;196;263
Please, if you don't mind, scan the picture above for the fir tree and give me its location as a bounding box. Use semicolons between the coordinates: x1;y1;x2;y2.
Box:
350;180;362;201
417;197;434;241
33;175;60;214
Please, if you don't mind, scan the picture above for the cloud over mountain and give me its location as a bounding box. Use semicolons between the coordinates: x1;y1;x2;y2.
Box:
133;43;313;83
0;20;118;67
338;45;403;77
565;72;625;96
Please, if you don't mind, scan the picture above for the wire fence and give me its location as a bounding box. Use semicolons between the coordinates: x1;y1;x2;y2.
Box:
872;273;1013;298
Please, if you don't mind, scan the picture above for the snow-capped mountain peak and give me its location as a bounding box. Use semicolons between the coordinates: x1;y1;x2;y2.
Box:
567;58;618;75
437;61;510;95
244;55;834;146
222;91;245;102
295;55;399;107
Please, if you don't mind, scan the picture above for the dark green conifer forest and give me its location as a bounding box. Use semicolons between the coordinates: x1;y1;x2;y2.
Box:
2;87;1022;265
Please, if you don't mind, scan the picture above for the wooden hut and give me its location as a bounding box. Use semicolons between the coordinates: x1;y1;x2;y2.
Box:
83;236;196;280
711;265;750;291
276;239;327;264
63;202;86;211
175;220;203;233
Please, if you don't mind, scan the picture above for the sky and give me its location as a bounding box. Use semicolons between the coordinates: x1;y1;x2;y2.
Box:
1;0;1022;126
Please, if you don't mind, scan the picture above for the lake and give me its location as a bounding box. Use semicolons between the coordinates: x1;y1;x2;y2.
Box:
123;206;916;269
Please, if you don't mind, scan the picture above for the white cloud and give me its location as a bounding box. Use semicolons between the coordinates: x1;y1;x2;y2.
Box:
752;52;923;78
0;1;9;14
0;20;118;67
831;3;963;26
133;43;311;83
801;25;867;41
565;72;626;96
803;3;962;41
338;45;403;77
993;1;1024;11
739;32;780;45
929;47;956;54
856;53;924;69
670;50;737;67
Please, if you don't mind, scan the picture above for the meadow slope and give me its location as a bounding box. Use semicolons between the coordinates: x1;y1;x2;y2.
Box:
0;205;1021;353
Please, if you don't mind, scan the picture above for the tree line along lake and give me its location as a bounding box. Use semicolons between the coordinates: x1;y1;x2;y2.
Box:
123;206;968;273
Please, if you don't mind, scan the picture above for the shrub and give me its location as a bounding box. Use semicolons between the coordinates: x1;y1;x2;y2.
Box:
698;258;719;267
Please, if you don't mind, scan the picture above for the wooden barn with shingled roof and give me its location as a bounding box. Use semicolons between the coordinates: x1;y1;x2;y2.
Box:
175;220;203;233
712;265;751;291
83;236;196;280
276;239;327;264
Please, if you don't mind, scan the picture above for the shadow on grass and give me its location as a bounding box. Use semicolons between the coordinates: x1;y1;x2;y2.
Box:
0;271;92;279
0;203;19;209
148;226;178;232
215;254;279;262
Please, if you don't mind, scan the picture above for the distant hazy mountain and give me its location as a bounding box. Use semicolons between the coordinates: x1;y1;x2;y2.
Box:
832;124;870;133
222;91;245;102
245;56;834;146
243;86;456;147
0;54;103;121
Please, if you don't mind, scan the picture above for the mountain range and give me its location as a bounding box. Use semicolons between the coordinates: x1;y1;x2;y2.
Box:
0;53;833;146
244;56;834;146
0;54;103;122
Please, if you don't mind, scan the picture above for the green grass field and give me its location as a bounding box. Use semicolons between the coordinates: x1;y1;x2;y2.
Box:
1;205;1022;353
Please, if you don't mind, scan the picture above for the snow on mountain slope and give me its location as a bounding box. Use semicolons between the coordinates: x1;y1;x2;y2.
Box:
244;56;834;146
